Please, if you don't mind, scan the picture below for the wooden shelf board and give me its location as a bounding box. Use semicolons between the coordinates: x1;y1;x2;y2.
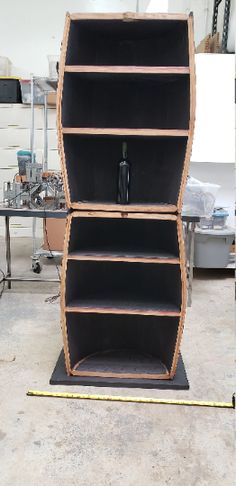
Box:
65;300;181;317
70;202;178;213
71;211;178;221
65;65;190;74
67;251;180;264
71;368;169;379
62;127;189;137
70;13;189;21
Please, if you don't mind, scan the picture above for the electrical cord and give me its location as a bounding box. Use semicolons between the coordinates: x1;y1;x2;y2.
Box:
42;205;61;304
45;293;60;303
0;268;6;300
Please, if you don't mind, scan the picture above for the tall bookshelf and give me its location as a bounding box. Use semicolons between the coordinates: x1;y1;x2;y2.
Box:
57;12;195;386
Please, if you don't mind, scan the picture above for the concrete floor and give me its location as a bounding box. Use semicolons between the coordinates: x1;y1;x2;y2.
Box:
0;237;235;486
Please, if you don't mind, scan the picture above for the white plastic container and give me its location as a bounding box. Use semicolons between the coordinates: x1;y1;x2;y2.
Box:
182;177;220;217
194;228;234;268
199;208;229;230
212;209;229;229
20;80;44;105
0;57;11;76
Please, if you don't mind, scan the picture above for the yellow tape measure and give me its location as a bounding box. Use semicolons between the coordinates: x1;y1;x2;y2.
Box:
27;390;235;409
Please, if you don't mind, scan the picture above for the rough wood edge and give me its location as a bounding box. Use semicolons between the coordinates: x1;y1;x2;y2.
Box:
70;202;178;213
70;210;178;220
169;216;187;378
177;13;196;212
57;12;72;209
69;12;189;21
62;127;189;137
65;306;181;317
65;65;190;74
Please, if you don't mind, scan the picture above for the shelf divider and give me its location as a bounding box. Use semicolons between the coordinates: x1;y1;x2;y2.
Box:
70;12;189;20
70;202;178;213
65;303;181;317
67;253;180;264
62;127;189;137
65;65;190;74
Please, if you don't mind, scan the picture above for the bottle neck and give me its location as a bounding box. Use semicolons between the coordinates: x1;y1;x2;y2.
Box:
122;142;127;159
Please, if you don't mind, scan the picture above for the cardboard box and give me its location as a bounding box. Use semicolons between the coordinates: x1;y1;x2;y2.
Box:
43;217;66;252
47;92;57;106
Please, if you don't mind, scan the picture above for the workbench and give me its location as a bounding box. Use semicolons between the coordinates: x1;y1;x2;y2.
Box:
0;207;67;288
0;207;199;306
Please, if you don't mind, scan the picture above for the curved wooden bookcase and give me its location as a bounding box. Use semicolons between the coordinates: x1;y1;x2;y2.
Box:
57;12;195;386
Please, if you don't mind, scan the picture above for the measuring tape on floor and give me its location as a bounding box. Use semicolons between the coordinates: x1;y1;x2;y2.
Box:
27;390;235;409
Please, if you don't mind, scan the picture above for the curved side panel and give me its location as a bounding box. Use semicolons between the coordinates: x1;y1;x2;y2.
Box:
57;12;72;208
177;13;196;211
60;213;72;374
170;216;187;377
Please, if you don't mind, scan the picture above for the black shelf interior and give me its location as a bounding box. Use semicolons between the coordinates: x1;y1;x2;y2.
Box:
63;135;188;206
68;216;179;260
66;19;189;66
65;260;181;311
62;72;190;129
66;313;180;374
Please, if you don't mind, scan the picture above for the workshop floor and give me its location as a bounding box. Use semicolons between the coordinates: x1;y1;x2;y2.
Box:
0;237;235;486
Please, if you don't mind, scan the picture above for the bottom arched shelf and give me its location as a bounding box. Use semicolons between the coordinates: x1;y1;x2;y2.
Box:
72;348;169;379
62;312;185;382
50;350;189;389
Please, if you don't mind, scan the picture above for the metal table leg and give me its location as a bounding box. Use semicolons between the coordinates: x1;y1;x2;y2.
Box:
5;216;11;289
43;92;48;172
187;222;196;307
184;222;190;292
32;217;37;256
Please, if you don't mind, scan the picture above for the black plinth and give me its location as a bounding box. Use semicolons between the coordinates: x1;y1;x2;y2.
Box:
50;350;189;389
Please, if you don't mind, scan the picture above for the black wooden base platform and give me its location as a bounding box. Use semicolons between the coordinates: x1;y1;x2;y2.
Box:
50;350;189;389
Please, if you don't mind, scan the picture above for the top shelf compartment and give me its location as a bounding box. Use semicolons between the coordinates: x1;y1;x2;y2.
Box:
66;19;189;67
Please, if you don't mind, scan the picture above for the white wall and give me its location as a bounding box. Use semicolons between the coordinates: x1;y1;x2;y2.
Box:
4;0;228;78
1;0;234;79
191;54;235;163
145;0;168;12
0;0;151;78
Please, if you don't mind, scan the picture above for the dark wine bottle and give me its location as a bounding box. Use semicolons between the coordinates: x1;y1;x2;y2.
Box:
117;142;130;204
